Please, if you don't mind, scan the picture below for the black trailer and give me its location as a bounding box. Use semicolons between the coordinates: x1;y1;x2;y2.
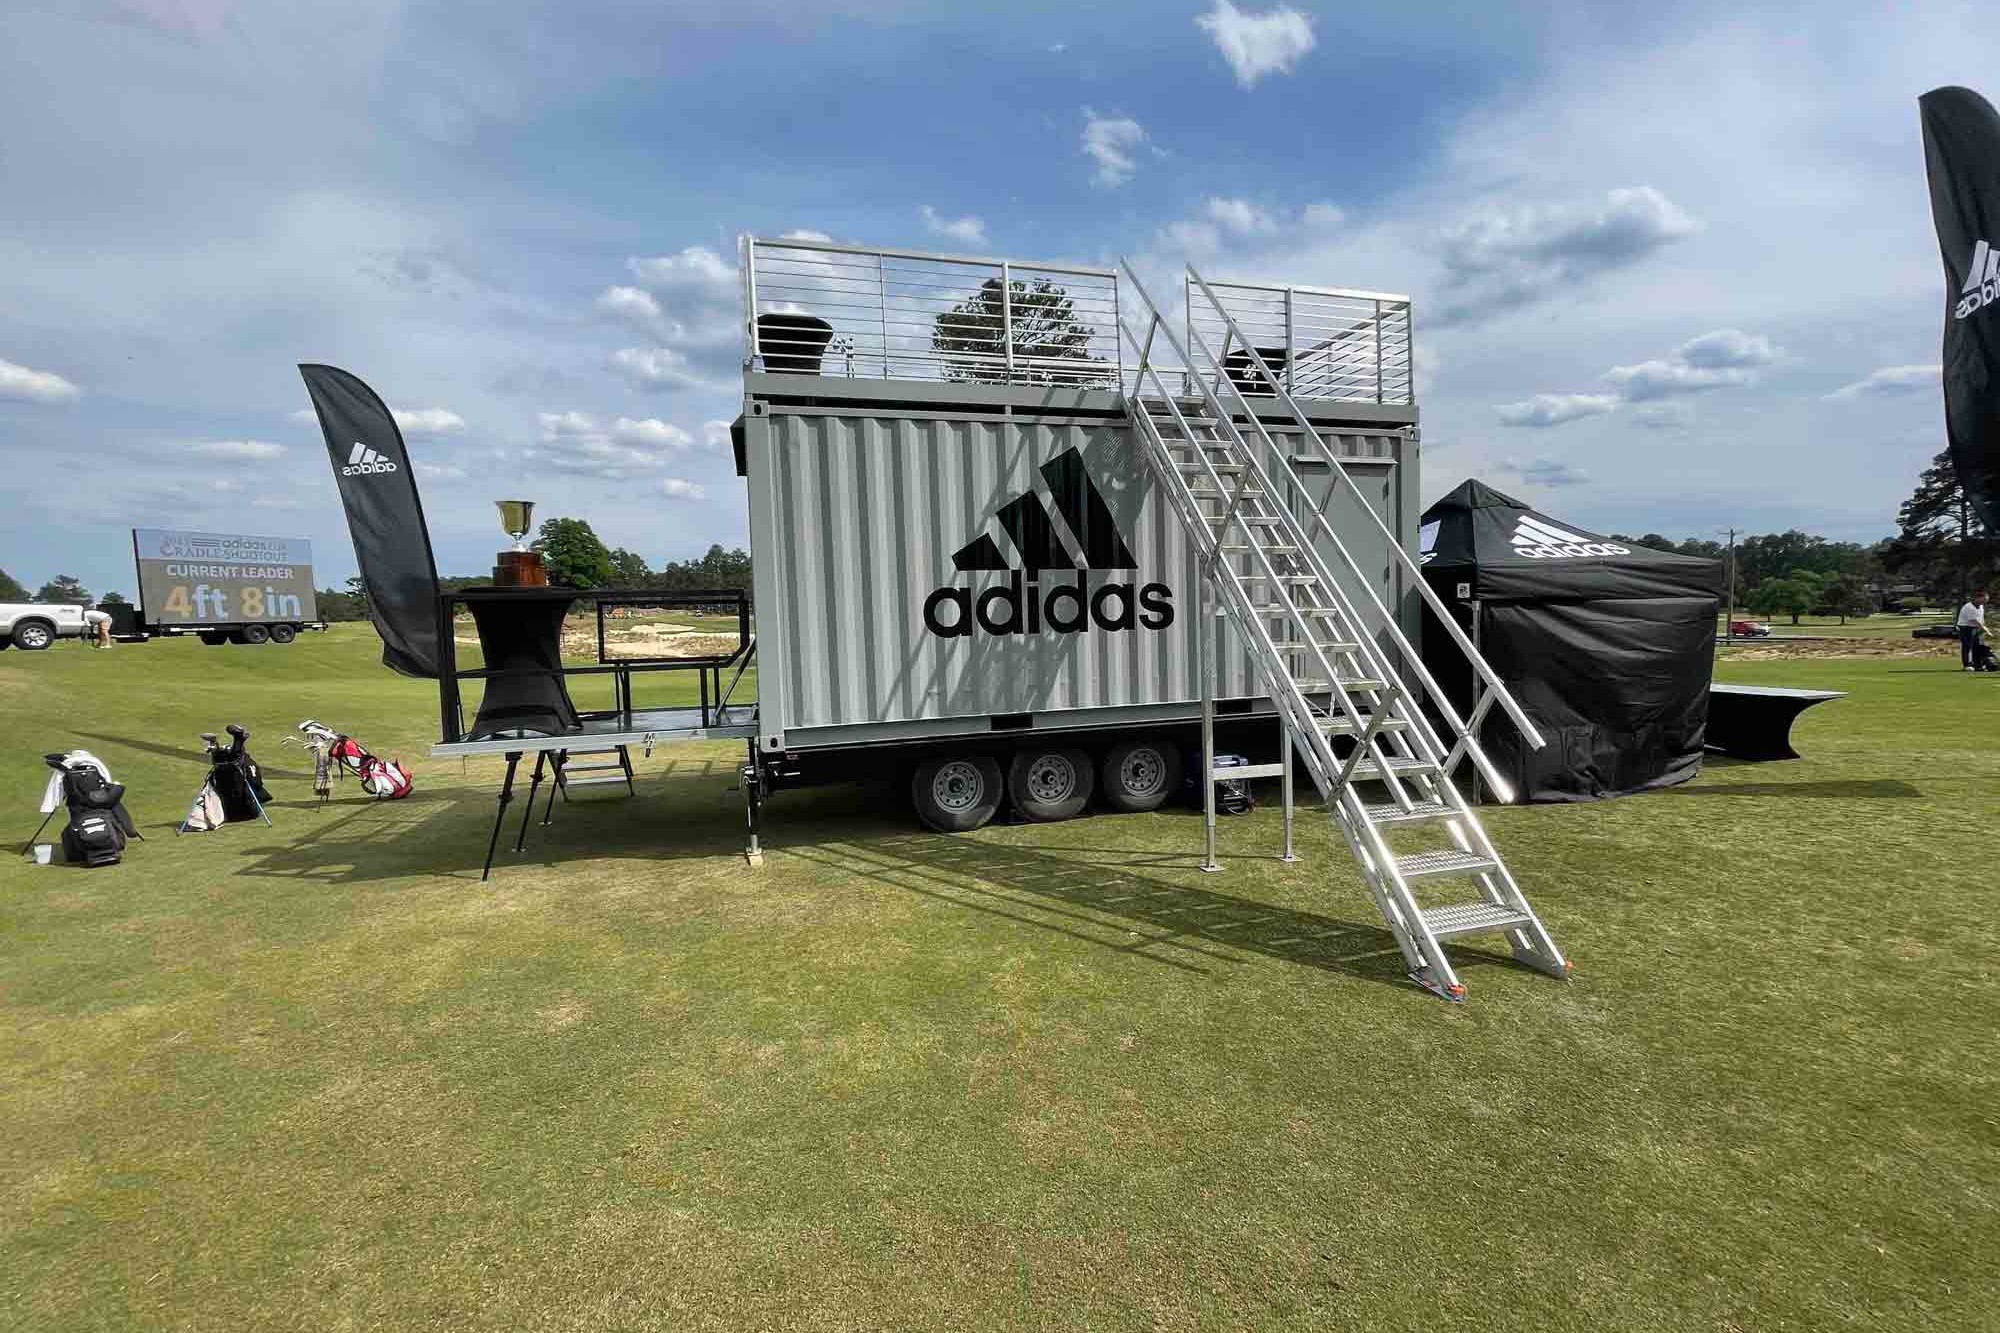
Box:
119;527;326;646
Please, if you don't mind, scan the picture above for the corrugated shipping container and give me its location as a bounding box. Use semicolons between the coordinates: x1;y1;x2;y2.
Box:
742;379;1418;753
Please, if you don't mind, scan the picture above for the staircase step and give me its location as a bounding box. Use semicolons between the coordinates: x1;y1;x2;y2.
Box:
1419;900;1536;940
561;772;632;788
1320;714;1408;736
1360;798;1457;824
562;746;625;757
1278;639;1362;654
1238;574;1321;586
1345;754;1433;780
1395;848;1496;881
1218;543;1301;556
561;762;625;774
1212;762;1286;781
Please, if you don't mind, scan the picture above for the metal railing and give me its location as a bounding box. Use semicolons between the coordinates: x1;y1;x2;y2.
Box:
1185;276;1413;406
742;235;1122;387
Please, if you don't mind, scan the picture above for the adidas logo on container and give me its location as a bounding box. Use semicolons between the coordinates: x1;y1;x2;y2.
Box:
923;446;1175;639
1509;515;1631;561
340;442;399;477
1955;238;2000;321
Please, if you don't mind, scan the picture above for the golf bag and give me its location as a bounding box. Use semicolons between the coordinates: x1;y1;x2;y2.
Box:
30;751;141;866
296;720;413;800
181;725;272;832
1184;753;1255;815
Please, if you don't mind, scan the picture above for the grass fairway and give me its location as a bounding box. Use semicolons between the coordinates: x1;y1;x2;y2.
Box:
4;627;1997;1329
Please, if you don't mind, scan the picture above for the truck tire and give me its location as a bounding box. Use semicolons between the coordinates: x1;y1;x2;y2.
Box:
198;631;228;646
1099;737;1182;813
11;620;55;651
269;623;296;644
241;624;271;645
1006;746;1095;822
911;754;1004;833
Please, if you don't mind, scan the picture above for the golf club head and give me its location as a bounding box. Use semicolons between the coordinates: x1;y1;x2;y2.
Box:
226;723;248;740
199;733;219;748
43;753;67;768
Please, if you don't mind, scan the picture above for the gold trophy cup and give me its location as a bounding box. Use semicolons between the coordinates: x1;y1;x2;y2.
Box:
493;500;548;586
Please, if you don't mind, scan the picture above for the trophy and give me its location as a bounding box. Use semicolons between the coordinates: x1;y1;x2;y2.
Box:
493;499;548;587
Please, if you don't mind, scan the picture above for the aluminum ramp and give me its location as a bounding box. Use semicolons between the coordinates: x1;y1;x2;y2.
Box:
1118;260;1569;1001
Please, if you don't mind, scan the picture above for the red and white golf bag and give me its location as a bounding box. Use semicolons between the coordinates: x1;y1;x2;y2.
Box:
295;720;414;800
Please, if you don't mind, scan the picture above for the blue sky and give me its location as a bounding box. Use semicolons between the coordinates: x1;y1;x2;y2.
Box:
1;0;1992;599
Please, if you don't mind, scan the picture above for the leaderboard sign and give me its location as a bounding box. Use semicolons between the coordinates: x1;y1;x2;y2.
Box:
132;528;318;625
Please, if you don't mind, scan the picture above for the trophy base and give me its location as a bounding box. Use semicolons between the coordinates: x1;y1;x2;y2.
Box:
494;550;548;587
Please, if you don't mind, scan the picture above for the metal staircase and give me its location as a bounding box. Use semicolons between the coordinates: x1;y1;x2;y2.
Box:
1117;261;1570;1001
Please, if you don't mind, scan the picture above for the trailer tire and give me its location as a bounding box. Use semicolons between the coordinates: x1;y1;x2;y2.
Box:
911;754;1004;833
198;631;228;646
269;623;296;644
1099;738;1182;813
1006;746;1095;822
241;624;271;645
11;620;55;650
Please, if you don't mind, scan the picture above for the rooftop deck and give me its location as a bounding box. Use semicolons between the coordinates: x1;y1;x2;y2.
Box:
740;236;1414;407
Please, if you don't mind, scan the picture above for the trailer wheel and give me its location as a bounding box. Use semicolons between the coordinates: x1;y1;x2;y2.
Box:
1006;746;1095;822
198;631;228;646
269;623;296;644
241;624;271;645
1099;738;1182;813
911;754;1004;833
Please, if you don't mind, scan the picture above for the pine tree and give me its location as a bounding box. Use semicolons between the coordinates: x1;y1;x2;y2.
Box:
1883;450;2000;603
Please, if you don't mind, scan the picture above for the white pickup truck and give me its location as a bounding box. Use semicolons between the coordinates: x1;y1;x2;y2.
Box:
0;602;91;650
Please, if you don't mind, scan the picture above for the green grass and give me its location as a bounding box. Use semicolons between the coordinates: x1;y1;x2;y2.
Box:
1720;612;1956;641
4;628;1996;1329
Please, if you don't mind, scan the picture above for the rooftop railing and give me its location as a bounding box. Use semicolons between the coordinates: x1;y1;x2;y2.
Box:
742;235;1123;387
739;236;1415;405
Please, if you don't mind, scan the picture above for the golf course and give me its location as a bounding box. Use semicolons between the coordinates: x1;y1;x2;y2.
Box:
3;625;1995;1330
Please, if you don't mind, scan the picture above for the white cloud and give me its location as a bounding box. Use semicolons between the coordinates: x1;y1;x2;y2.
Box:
702;419;734;449
919;205;987;247
1499;457;1590;488
1195;0;1316;88
0;356;80;404
609;345;711;391
1436;186;1699;322
1205;197;1277;236
415;462;467;481
780;229;833;242
393;407;466;438
186;439;286;460
626;246;735;296
1495;393;1620;427
1675;328;1778;369
1081;110;1146;187
1826;364;1940;399
660;477;706;501
528;411;706;479
1302;201;1346;228
609;416;695;450
1602;359;1753;400
595;284;662;327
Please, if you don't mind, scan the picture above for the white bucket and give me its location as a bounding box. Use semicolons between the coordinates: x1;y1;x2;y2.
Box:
32;843;53;866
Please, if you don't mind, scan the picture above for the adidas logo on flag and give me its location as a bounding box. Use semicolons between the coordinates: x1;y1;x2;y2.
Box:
1509;515;1631;561
340;442;399;477
923;446;1174;639
1955;238;2000;321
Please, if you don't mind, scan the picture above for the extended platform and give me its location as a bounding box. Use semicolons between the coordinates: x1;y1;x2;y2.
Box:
429;704;757;760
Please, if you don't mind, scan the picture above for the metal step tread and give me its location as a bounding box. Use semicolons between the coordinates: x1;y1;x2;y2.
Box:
1396;848;1496;880
561;746;627;757
1360;798;1457;824
561;762;626;774
1212;762;1287;781
1321;714;1409;735
561;772;633;788
1346;754;1434;779
1420;900;1536;939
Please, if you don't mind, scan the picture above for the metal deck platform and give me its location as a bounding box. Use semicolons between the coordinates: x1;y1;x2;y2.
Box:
430;705;758;759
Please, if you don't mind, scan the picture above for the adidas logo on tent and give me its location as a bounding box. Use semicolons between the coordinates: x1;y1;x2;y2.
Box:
1955;238;2000;321
340;442;399;477
923;446;1174;639
1509;515;1631;561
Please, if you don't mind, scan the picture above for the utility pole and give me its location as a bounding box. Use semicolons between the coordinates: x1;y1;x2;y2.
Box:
1720;528;1740;643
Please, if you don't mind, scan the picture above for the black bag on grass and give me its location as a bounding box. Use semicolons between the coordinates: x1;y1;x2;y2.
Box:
62;811;126;866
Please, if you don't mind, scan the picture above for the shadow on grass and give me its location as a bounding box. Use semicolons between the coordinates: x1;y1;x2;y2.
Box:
1668;778;1924;799
72;730;316;782
789;830;1440;993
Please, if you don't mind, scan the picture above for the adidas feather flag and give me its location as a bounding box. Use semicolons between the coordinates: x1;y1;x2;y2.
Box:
1921;86;2000;529
298;364;443;677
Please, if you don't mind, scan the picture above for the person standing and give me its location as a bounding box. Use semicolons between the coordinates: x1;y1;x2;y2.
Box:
1957;589;1989;671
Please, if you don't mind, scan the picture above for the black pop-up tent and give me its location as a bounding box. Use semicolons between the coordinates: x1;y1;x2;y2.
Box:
1419;480;1724;802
